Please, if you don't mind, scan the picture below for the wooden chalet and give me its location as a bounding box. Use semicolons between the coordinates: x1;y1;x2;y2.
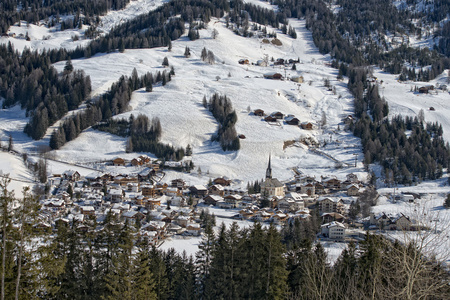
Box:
254;109;265;116
285;115;300;125
271;111;284;119
113;157;126;166
300;122;314;130
213;177;232;186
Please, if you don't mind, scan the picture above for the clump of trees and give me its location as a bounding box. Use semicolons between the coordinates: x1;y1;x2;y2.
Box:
50;68;171;151
205;93;240;151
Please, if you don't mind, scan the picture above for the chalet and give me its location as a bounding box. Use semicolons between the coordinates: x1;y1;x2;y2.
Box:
127;183;140;193
274;58;285;65
347;184;360;196
186;223;202;236
224;194;243;208
300;122;314;130
270;111;284;119
122;210;145;221
138;168;155;182
189;185;208;197
63;170;80;182
213;177;232;186
302;183;315;196
263;72;283;80
171;179;186;189
148;163;160;171
141;231;159;246
208;184;225;196
291;76;304;83
131;158;143;166
321;221;346;240
166;223;184;235
254;109;265;116
321;212;345;223
80;206;95;216
418;85;434;94
239;58;249;64
285;115;300;125
145;197;162;210
142;185;156;197
314;182;325;194
107;189;123;203
114;175;138;186
270;212;288;224
317;197;345;214
113;157;126;166
323;177;341;190
256;60;268;67
369;212;412;230
264;116;278;123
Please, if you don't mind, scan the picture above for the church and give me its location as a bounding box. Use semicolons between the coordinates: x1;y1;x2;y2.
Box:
260;156;285;198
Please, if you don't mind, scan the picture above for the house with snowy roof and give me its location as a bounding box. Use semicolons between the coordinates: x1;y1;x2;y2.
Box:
321;221;346;239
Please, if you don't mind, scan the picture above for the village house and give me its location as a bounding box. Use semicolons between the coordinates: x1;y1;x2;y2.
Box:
317;197;345;214
107;189;124;203
369;212;413;230
347;184;360;196
112;157;126;166
322;177;341;190
171;178;186;189
301;183;315;196
80;206;95;216
203;194;223;206
314;182;325;194
213;177;232;186
141;184;156;197
321;221;346;240
189;185;208;197
63;170;81;182
346;173;358;183
208;184;225;196
224;194;243;208
321;212;345;223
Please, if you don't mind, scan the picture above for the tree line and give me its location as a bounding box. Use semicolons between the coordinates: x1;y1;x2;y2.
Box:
0;0;131;34
1;180;448;299
204;93;240;151
0;43;91;140
49;67;177;161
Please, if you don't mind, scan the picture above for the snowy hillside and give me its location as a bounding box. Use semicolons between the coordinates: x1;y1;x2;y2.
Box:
48;16;362;186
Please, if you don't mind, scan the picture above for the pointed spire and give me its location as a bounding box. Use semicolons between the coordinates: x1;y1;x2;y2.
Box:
266;154;272;179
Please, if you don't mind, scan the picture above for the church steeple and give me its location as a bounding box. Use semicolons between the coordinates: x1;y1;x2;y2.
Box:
266;155;272;179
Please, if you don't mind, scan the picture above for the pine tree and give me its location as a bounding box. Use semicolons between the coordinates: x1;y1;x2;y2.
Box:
444;194;450;209
162;57;169;67
184;46;191;58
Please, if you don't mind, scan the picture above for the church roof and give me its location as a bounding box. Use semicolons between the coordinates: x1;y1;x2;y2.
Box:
261;178;284;188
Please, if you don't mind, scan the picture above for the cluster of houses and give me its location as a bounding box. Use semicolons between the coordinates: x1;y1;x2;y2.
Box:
35;154;421;245
253;109;314;129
